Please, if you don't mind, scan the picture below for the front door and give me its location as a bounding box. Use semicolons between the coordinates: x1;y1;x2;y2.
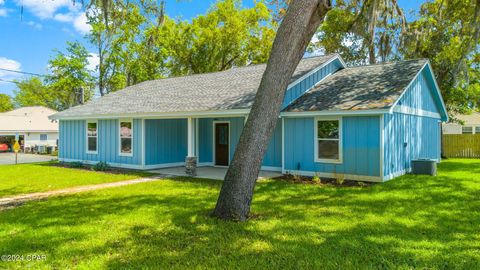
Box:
215;123;229;166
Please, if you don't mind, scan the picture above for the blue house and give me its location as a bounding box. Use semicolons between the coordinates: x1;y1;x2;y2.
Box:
50;54;448;182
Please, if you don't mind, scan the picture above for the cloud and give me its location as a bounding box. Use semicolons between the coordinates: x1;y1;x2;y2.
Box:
0;57;22;85
0;0;8;17
26;20;42;30
14;0;78;19
73;12;91;34
53;11;90;35
53;13;74;22
14;0;88;34
87;53;99;71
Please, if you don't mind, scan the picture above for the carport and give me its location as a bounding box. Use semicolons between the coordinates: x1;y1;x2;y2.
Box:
0;134;24;152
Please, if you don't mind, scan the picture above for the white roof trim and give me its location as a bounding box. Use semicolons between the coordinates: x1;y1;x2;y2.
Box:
286;54;345;90
388;60;448;121
50;109;251;120
280;109;390;117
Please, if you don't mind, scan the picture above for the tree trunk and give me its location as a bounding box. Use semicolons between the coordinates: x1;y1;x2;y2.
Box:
212;0;332;221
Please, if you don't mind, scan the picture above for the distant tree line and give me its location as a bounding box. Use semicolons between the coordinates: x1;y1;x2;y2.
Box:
5;0;478;117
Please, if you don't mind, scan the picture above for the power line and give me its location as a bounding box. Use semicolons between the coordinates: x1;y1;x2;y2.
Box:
0;68;46;77
0;78;19;84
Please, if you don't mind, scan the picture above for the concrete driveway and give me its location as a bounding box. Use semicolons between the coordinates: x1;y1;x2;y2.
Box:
0;153;57;165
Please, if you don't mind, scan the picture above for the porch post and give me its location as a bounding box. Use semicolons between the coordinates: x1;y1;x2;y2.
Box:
186;117;197;176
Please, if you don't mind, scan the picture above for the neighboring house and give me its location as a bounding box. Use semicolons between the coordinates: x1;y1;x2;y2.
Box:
50;54;448;182
0;106;59;151
442;112;480;134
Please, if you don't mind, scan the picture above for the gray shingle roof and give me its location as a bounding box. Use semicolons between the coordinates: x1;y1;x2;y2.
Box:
284;59;428;112
52;54;338;119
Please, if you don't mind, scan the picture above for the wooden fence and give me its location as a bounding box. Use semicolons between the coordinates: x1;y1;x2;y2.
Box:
442;134;480;158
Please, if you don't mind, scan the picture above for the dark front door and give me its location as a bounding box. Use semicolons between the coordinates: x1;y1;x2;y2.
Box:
215;123;229;166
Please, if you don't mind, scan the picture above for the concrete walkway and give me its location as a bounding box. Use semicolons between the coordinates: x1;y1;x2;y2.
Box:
148;166;282;180
0;175;165;209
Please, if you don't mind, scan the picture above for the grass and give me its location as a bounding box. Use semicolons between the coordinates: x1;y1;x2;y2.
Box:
0;159;479;269
0;162;152;197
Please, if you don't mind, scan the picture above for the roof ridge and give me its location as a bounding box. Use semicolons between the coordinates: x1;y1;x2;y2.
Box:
346;58;428;69
142;53;338;82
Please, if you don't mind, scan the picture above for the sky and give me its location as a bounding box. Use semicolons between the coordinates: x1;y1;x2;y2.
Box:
0;0;423;96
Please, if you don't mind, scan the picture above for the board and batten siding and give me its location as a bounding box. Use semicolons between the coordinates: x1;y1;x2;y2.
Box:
144;119;187;165
59;119;142;165
383;68;442;179
383;113;440;179
282;58;344;109
198;117;282;169
395;67;442;114
283;116;381;181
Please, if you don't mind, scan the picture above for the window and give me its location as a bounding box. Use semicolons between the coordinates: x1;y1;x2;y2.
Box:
475;126;480;134
462;126;473;134
86;121;97;153
40;134;48;141
315;118;342;163
119;120;133;155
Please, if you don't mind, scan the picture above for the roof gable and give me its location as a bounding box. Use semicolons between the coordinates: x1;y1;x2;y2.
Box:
390;62;449;121
283;59;430;113
0;106;58;132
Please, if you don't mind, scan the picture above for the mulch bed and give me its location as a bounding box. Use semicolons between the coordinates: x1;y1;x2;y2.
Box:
273;174;376;187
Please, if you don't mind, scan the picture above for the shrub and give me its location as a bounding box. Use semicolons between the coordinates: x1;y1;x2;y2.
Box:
334;173;345;185
50;150;59;157
68;162;84;168
312;173;321;184
357;181;366;188
93;161;110;171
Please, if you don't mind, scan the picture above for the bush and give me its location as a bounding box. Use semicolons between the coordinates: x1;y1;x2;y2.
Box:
334;173;345;185
357;181;366;188
68;162;84;168
93;161;110;171
312;175;321;184
50;150;59;157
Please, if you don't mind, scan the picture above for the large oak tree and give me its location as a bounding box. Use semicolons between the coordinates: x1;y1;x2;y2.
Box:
213;0;332;221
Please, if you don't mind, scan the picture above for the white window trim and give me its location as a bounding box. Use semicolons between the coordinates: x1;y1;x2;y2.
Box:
462;126;474;134
314;116;343;164
119;119;134;157
86;120;98;154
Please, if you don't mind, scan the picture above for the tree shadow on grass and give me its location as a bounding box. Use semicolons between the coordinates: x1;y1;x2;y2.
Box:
0;168;479;269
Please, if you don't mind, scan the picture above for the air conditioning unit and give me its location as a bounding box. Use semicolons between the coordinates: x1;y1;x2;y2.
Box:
411;159;437;176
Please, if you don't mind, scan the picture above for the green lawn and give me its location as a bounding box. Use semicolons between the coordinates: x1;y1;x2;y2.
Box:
0;163;152;197
0;159;479;269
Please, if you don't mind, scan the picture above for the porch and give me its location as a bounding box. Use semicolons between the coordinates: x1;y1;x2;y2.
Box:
148;166;282;180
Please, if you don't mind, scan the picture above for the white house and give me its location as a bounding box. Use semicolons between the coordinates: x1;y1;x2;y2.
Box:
0;106;59;151
443;112;480;134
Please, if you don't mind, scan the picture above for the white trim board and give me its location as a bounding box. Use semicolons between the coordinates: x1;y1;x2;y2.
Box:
59;158;184;170
281;109;389;117
118;119;134;157
85;120;98;155
393;106;441;119
283;57;344;109
379;114;385;181
284;170;383;183
314;116;343;164
261;166;282;172
51;109;251;120
388;61;448;122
